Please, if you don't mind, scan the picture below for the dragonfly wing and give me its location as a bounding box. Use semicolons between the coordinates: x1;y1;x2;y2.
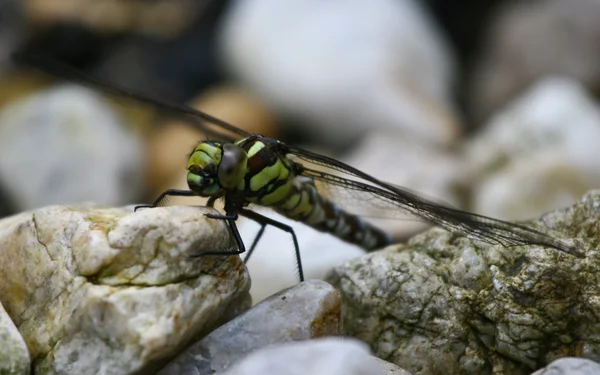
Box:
284;145;582;257
13;53;250;142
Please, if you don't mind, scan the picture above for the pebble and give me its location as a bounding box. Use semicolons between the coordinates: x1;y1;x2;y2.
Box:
0;204;250;375
463;77;600;221
469;0;600;122
0;84;144;211
531;357;600;375
0;303;29;375
219;0;460;148
158;279;341;374
215;337;389;375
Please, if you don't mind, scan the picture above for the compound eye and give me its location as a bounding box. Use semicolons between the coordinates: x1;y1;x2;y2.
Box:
219;144;248;189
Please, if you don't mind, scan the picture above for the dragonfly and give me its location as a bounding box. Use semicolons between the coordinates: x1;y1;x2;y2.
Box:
13;53;583;282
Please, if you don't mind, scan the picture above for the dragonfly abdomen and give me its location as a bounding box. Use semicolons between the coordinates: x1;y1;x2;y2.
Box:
274;178;392;251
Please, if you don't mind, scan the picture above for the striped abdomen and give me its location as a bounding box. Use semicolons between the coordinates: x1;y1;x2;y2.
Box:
274;177;392;251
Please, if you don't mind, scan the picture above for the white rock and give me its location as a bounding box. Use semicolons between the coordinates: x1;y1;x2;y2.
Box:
216;337;386;375
531;357;600;375
219;0;460;147
470;0;600;121
0;85;144;211
463;77;600;221
0;303;29;375
0;204;250;375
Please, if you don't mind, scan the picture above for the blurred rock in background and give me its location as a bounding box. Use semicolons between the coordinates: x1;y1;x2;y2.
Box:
219;0;461;149
469;0;600;123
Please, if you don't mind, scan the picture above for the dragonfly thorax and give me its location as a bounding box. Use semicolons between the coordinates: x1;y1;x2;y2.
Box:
186;141;248;197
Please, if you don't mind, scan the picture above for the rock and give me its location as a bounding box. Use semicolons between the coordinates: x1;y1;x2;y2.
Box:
374;358;413;375
0;84;144;212
327;190;600;375
469;0;600;122
0;204;250;375
215;337;386;375
157;279;341;374
463;77;600;221
219;0;460;148
531;357;600;375
0;0;24;72
24;0;207;37
0;303;29;375
237;208;366;303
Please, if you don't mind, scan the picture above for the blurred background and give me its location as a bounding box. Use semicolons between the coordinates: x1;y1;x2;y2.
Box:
1;0;600;298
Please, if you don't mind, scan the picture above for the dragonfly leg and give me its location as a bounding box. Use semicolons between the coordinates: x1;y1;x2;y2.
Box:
134;189;196;211
195;199;246;257
239;208;304;283
243;223;267;263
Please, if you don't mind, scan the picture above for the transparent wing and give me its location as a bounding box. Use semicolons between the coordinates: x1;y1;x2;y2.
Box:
284;144;582;257
12;53;250;143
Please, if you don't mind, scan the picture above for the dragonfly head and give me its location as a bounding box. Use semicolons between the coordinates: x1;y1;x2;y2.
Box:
186;142;248;196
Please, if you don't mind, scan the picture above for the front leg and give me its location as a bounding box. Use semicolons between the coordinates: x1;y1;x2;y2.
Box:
134;189;197;211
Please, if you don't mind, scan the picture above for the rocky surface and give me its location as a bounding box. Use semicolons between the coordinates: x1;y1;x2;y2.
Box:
327;190;600;375
0;85;144;212
0;303;29;375
463;77;600;222
0;204;250;375
219;0;460;148
214;337;392;375
157;279;341;374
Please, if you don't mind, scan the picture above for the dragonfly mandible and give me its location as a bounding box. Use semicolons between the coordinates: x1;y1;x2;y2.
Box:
13;53;583;282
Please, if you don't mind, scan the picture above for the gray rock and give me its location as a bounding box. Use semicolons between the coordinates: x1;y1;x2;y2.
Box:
470;0;600;121
531;357;600;375
215;337;387;375
0;0;23;71
463;77;600;222
327;190;600;375
0;303;29;375
0;204;250;375
158;279;341;374
220;0;460;148
0;84;144;211
374;357;413;375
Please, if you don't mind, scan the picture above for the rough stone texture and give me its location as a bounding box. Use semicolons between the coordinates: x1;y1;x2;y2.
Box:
469;0;600;122
0;303;30;375
327;190;600;375
158;279;341;374
220;0;460;148
531;357;600;375
463;77;600;222
374;358;413;375
0;204;250;375
215;337;386;375
0;85;144;212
